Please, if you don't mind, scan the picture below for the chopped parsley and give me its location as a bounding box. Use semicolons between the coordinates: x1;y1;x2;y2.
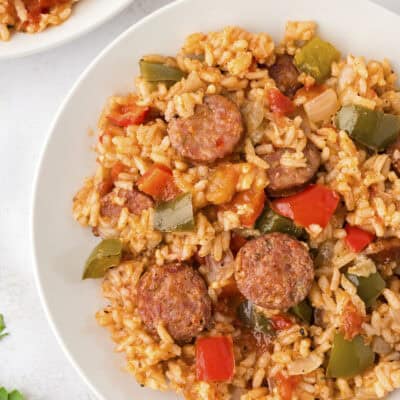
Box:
0;314;9;340
0;389;24;400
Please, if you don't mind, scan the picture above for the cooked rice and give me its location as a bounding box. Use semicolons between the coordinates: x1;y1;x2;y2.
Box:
0;0;78;40
73;22;400;399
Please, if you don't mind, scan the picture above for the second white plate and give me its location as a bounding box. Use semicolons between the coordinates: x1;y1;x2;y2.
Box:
0;0;134;59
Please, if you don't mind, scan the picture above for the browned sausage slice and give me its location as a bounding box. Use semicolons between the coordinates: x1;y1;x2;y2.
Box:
100;189;153;218
269;54;302;98
235;233;314;310
366;238;400;264
137;263;212;343
99;192;122;218
168;94;243;164
119;189;154;215
387;136;400;175
264;142;321;197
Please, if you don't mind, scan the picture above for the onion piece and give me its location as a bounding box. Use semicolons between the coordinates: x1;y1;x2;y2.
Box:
241;99;265;132
371;336;391;355
304;88;338;123
202;250;235;284
287;353;323;375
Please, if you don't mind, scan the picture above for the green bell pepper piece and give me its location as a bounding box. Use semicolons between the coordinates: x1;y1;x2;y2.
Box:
337;105;400;151
147;80;176;92
346;272;386;307
327;333;374;378
256;204;308;240
290;299;313;324
139;60;186;82
154;193;195;232
82;239;123;279
237;300;275;336
294;37;340;83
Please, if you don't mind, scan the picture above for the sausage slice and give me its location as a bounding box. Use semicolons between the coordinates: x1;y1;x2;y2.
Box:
269;54;302;98
264;142;321;197
119;189;154;215
168;94;243;164
366;238;400;264
100;189;153;218
235;233;314;310
137;263;212;343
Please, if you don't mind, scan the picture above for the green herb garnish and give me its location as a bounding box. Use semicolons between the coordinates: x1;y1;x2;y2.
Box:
0;314;9;340
0;388;25;400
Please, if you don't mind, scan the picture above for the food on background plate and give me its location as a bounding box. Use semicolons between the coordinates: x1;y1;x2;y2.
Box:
0;0;79;41
73;21;400;399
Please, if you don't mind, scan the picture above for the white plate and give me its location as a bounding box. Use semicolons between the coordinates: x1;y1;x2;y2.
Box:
0;0;133;59
32;0;400;399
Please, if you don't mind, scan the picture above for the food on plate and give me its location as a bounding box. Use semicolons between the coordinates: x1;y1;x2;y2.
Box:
137;262;212;343
263;142;321;197
0;0;79;41
235;233;314;310
168;94;243;163
73;22;400;399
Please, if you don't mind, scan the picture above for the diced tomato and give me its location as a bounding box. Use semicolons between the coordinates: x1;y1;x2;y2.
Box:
272;184;340;228
345;224;375;253
271;315;294;331
341;301;365;340
230;233;247;255
107;104;149;127
97;179;113;197
268;88;295;116
222;189;266;228
110;161;125;182
274;372;300;400
196;336;235;382
137;163;180;201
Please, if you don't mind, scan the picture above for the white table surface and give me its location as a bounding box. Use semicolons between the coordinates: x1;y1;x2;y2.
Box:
0;0;398;398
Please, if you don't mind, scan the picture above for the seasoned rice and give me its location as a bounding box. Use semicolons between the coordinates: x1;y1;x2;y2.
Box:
73;22;400;399
0;0;79;40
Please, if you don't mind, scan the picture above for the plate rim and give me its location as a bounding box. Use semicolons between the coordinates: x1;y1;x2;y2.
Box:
0;0;135;60
31;1;191;397
30;0;400;398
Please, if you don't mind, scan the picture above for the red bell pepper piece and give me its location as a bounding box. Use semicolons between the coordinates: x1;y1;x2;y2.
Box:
345;224;375;253
341;300;365;340
268;88;295;116
137;163;180;201
110;161;125;182
196;336;235;382
274;372;300;400
270;314;294;331
221;188;266;228
107;104;149;127
273;184;340;228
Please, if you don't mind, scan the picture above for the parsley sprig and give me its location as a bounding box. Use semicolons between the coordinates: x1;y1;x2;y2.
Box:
0;388;24;400
0;314;8;340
